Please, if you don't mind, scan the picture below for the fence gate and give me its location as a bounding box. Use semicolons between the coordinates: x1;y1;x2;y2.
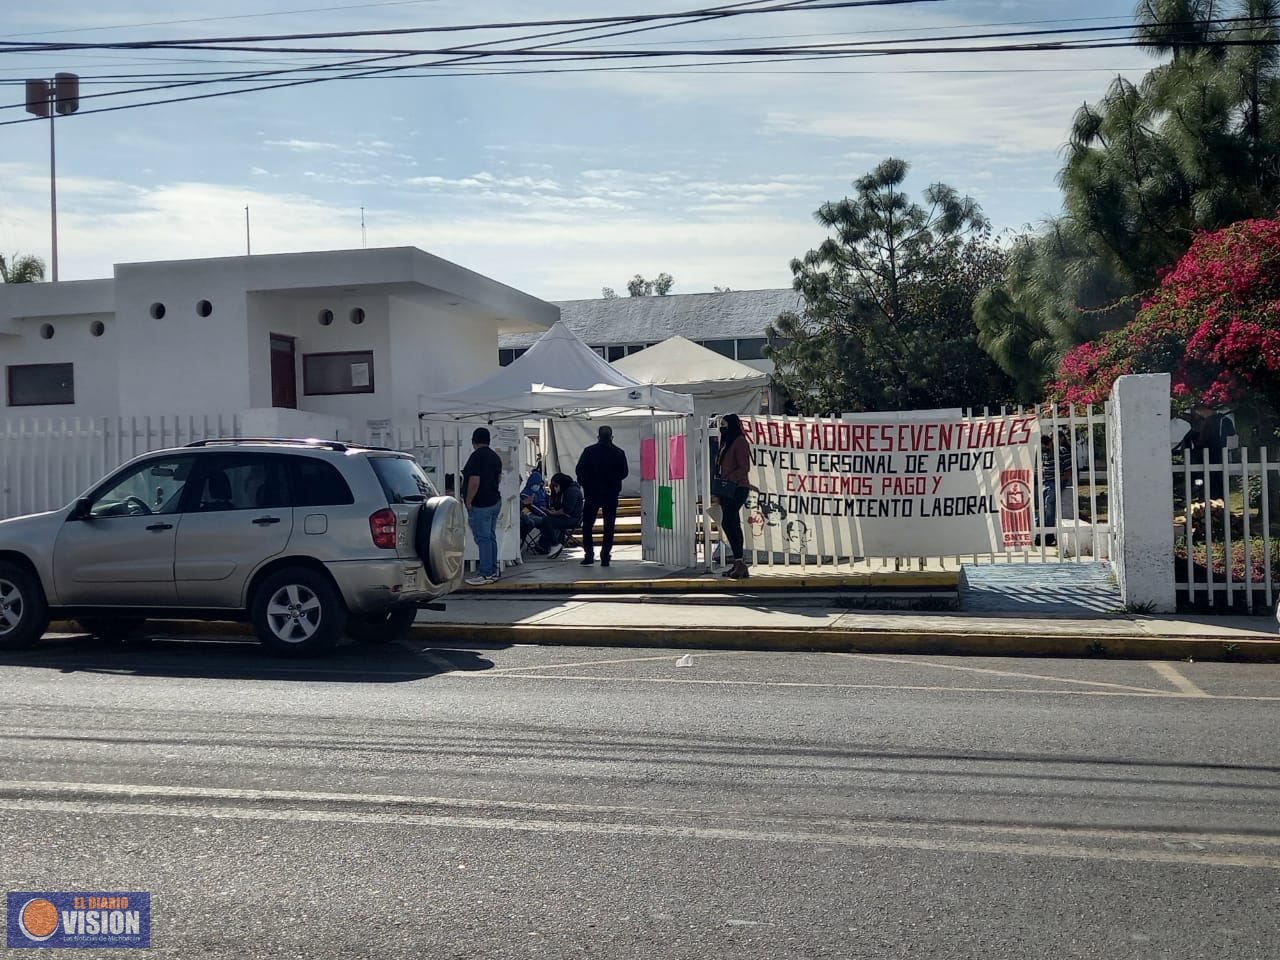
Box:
640;415;696;568
703;404;1111;574
1;415;243;521
1173;446;1279;612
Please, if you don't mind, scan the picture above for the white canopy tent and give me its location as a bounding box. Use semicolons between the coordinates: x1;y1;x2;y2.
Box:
555;336;769;496
417;320;694;422
417;321;702;573
613;335;768;409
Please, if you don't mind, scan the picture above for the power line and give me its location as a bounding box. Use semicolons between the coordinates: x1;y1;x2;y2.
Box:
0;0;950;53
0;0;821;120
2;8;1271;126
2;0;447;40
0;0;861;114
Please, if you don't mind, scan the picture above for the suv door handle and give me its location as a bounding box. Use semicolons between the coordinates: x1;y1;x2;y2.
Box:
145;522;174;532
253;516;282;525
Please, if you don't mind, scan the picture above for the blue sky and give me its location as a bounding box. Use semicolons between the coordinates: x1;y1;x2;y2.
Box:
0;0;1154;299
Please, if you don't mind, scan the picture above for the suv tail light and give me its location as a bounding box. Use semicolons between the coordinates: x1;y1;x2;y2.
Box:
369;508;398;549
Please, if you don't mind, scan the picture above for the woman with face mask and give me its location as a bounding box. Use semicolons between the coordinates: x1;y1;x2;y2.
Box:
715;413;752;579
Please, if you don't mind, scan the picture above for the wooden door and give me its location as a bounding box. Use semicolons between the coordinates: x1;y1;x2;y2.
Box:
270;334;297;409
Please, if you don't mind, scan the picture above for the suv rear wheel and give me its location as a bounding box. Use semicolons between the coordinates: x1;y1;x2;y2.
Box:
0;562;49;650
252;567;347;657
347;605;418;645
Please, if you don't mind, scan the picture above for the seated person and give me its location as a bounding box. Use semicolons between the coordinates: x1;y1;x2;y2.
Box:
519;464;549;543
521;465;549;510
530;473;583;558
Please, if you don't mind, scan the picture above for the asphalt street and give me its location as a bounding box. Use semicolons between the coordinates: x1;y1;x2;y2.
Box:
0;631;1278;959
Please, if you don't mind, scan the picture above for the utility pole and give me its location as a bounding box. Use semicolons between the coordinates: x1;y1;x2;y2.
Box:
25;73;79;282
245;206;251;256
361;207;367;248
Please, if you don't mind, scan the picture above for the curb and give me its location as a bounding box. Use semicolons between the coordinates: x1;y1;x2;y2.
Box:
51;619;1280;663
413;624;1280;663
462;571;961;594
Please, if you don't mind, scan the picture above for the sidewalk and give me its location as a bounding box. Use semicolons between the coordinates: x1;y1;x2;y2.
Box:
416;596;1280;662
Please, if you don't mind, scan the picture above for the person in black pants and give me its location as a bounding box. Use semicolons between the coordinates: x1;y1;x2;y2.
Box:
575;425;629;567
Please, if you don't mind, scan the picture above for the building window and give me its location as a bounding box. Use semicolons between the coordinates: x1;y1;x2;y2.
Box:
702;339;736;359
606;345;626;362
303;351;375;396
196;300;213;318
626;344;647;356
498;348;527;367
736;337;768;361
7;363;75;407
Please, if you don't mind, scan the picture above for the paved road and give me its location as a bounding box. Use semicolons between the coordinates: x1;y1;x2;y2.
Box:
1;632;1278;958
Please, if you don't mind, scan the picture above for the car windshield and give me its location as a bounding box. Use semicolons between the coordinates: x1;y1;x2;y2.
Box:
369;456;437;504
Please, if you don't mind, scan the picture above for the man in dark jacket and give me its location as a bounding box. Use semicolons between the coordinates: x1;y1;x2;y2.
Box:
575;425;629;567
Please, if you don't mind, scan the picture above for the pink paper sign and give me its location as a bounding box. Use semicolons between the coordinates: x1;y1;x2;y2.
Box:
640;438;657;481
668;435;686;480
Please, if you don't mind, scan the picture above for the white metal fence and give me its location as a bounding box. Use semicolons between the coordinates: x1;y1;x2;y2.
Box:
1;415;243;520
706;404;1111;574
641;416;697;569
1173;446;1279;612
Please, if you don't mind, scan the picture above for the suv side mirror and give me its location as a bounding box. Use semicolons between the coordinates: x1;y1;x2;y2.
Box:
70;498;92;521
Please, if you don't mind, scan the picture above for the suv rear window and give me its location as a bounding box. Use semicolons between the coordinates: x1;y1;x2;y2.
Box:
370;456;437;504
291;457;355;506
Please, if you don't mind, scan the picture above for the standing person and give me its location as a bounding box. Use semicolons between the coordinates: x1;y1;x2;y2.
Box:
532;473;583;558
716;413;752;579
575;425;629;567
1179;402;1236;500
1037;428;1074;547
462;427;503;586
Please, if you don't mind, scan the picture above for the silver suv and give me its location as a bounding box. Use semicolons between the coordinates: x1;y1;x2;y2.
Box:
0;438;466;656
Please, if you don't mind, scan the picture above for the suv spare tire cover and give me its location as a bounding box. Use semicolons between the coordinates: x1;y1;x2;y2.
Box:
418;496;466;585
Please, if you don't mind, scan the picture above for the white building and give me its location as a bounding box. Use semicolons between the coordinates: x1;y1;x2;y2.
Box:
0;247;557;437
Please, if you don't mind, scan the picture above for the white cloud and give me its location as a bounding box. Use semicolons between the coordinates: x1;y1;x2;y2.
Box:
263;139;340;152
0;168;809;299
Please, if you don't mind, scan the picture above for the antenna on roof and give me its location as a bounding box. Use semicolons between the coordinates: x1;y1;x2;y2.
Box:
361;207;367;249
244;206;251;256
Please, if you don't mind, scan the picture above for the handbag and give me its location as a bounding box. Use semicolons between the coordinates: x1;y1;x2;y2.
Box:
712;477;739;499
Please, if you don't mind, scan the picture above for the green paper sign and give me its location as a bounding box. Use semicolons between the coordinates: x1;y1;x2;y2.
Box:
657;485;674;530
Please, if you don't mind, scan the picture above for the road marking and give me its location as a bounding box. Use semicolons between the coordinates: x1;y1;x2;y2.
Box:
481;651;740;675
455;672;1280;700
0;797;1275;870
1148;661;1210;698
839;653;1170;694
4;780;1277;849
5;661;1280;700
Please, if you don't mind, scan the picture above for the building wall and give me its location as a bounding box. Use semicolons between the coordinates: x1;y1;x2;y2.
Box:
0;312;118;418
246;292;394;428
113;260;252;419
388;294;497;431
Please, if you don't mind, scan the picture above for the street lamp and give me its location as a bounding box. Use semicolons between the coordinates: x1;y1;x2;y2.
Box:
25;73;79;282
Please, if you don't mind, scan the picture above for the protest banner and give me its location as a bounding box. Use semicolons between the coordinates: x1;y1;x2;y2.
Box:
738;414;1040;559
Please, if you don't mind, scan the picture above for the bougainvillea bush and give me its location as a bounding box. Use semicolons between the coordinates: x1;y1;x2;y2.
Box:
1051;216;1280;424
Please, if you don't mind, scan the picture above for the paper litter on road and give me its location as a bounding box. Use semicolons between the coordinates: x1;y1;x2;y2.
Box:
676;654;694;668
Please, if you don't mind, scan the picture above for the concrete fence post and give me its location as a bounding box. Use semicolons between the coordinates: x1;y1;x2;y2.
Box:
1108;373;1176;612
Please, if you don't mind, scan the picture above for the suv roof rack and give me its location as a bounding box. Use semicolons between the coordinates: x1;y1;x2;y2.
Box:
184;437;349;451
